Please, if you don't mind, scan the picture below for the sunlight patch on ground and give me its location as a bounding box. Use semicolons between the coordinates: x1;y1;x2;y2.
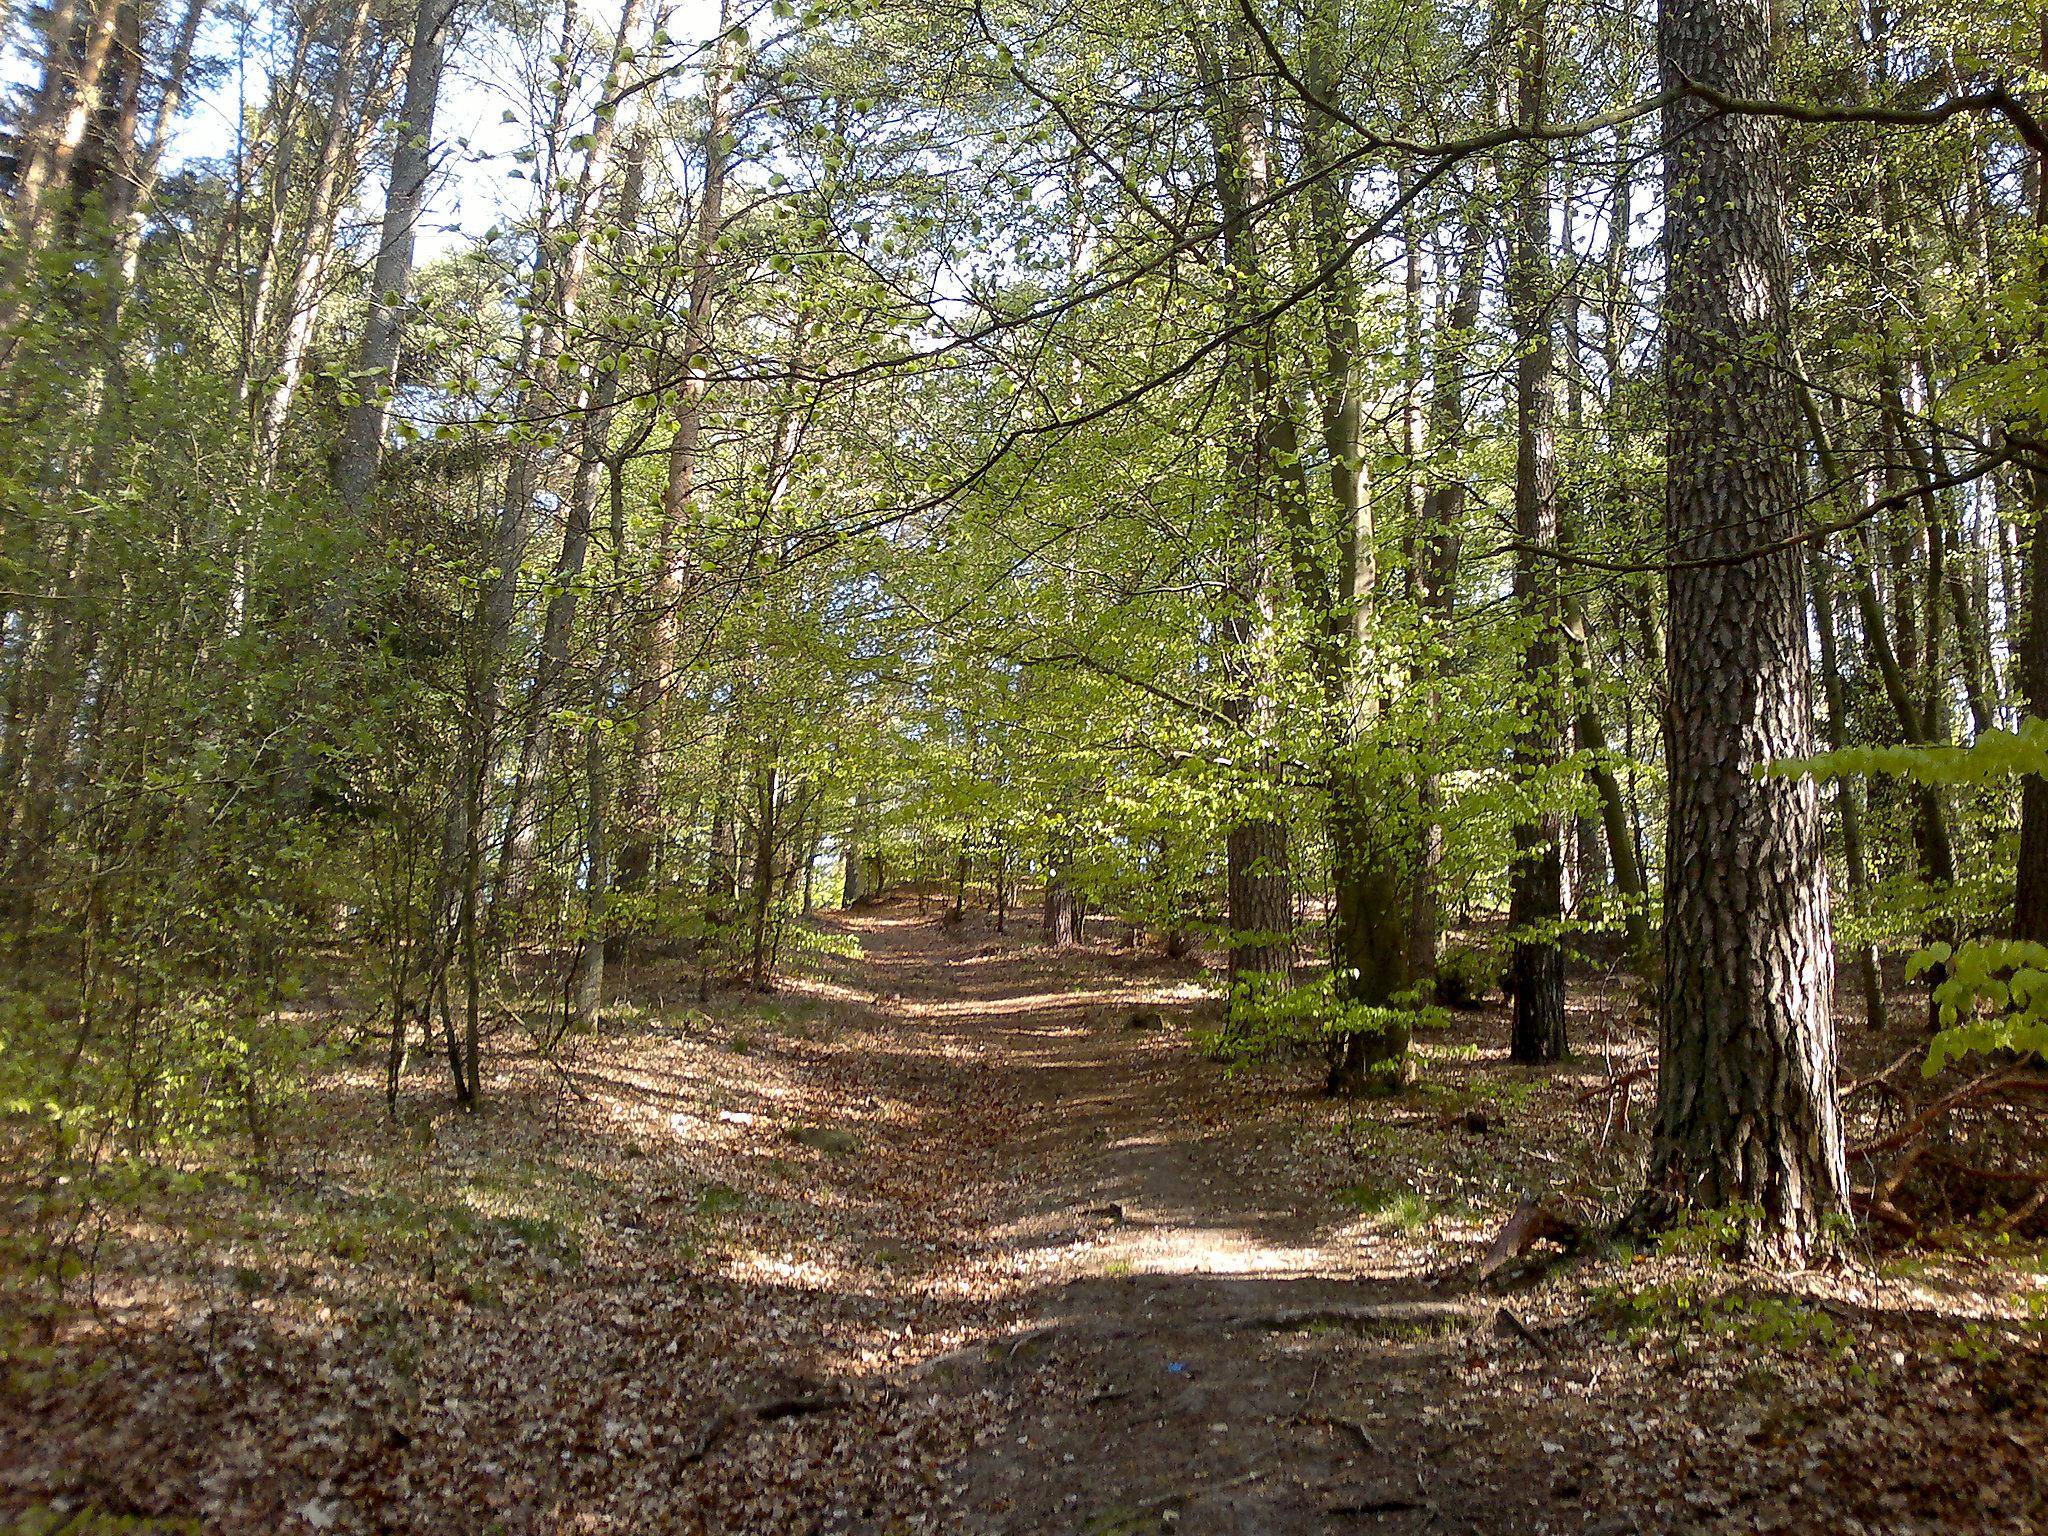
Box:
1095;1226;1339;1277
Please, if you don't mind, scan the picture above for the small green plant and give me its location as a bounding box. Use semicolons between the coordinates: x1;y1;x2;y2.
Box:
1213;972;1444;1083
1656;1201;1765;1260
1336;1181;1432;1231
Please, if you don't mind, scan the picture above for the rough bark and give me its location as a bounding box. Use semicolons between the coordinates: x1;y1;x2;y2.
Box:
1042;868;1083;949
1647;0;1847;1259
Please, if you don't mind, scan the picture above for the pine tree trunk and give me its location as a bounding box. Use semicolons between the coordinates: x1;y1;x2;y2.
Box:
1196;19;1292;1007
1648;0;1847;1260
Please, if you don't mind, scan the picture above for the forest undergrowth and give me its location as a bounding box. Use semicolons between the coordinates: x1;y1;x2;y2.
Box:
3;900;2043;1534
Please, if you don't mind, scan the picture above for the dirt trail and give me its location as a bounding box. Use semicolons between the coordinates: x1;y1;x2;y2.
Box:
17;898;2035;1534
792;903;1570;1534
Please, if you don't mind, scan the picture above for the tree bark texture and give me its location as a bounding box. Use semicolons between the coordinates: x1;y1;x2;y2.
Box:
1649;0;1847;1258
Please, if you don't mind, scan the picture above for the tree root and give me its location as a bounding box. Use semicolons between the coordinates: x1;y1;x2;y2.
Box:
680;1388;855;1464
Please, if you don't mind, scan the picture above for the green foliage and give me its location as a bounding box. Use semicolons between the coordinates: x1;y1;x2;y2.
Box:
1594;1278;1846;1359
1915;939;2048;1074
1779;719;2048;790
1205;972;1444;1079
1430;944;1505;1009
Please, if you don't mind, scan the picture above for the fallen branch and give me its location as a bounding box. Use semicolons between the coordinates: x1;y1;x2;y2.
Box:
1326;1492;1426;1516
1104;1462;1272;1521
1842;1047;1920;1102
1493;1305;1552;1356
1472;1195;1581;1283
1576;1067;1652;1102
1852;1065;2028;1158
680;1388;855;1464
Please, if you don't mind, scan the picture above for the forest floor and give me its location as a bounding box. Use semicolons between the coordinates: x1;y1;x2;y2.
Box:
4;898;2047;1534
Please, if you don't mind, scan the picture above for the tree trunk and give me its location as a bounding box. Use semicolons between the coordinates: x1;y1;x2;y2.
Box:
2018;501;2048;943
1810;545;1887;1031
2017;28;2048;946
1563;594;1652;959
254;0;380;484
1506;1;1566;1066
749;759;779;988
615;0;738;896
492;121;652;930
574;707;609;1031
334;0;460;514
1042;863;1083;948
5;0;123;282
1196;19;1292;1008
1647;0;1847;1261
1406;195;1488;976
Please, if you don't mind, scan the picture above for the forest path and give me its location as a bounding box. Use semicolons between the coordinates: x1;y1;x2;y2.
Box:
13;899;2028;1535
788;900;1565;1534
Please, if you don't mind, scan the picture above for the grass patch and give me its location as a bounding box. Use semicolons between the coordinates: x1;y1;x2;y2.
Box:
696;1182;746;1218
1335;1181;1432;1231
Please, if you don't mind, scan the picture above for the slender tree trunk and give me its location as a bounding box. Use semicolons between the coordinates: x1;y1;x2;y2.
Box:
1506;2;1566;1065
1288;0;1414;1092
749;759;779;988
255;0;379;484
615;0;738;896
2017;501;2048;943
1810;546;1887;1031
1647;0;1847;1260
1563;593;1651;958
2015;21;2048;945
575;706;609;1030
106;0;208;305
493;121;652;928
1406;196;1488;975
1196;21;1292;1004
334;0;460;515
5;0;123;283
